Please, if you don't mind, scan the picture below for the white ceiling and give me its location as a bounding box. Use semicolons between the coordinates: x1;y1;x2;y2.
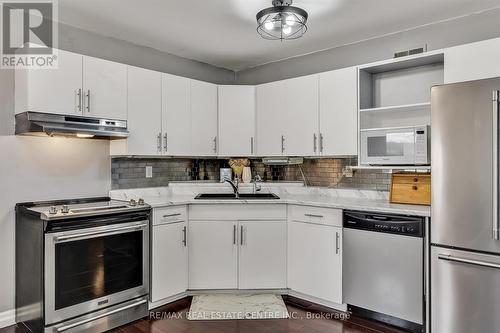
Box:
58;0;500;71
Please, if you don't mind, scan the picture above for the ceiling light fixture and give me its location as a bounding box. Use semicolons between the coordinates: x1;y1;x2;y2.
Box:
256;0;308;41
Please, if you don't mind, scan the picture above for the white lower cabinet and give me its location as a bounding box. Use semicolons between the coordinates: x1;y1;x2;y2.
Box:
188;220;238;289
188;205;287;290
151;220;188;302
288;206;343;305
238;221;286;289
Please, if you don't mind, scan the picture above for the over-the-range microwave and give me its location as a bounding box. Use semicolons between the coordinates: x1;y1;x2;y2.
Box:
360;125;430;165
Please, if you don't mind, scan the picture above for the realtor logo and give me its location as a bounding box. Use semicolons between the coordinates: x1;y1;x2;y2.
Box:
0;0;58;68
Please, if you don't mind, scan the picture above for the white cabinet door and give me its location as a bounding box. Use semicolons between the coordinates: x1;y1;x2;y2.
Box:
82;56;127;120
15;49;83;115
162;74;191;155
283;75;319;156
188;221;238;289
444;38;500;84
288;222;342;304
126;66;162;155
238;221;286;289
218;85;256;156
256;81;286;156
151;221;188;302
190;80;218;156
319;67;358;156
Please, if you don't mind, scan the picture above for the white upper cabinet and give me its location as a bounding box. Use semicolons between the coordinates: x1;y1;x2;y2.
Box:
283;75;319;156
444;37;500;84
162;73;191;155
15;49;83;115
319;67;358;156
218;85;256;157
256;80;287;156
125;66;162;156
82;56;127;120
190;80;218;156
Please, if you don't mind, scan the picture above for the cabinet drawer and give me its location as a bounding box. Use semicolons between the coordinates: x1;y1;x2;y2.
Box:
153;206;187;225
391;174;430;185
288;205;342;227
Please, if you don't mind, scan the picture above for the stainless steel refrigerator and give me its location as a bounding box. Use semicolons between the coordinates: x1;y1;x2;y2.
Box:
431;78;500;333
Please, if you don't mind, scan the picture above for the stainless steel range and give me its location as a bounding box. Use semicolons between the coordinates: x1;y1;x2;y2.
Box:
16;197;151;333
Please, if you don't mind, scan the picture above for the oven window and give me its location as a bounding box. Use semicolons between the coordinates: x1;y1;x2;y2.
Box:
367;136;404;157
54;230;143;310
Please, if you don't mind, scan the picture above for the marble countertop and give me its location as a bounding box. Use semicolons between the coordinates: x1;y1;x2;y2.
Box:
110;183;431;217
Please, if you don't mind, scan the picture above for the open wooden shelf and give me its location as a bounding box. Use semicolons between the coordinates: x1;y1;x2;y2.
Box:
359;102;431;114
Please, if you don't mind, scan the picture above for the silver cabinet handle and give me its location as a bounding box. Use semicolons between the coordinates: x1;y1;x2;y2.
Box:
313;133;317;153
163;133;168;152
55;223;148;242
157;133;162;152
163;213;181;218
182;226;187;247
281;135;285;154
438;254;500;270
335;232;340;254
494;90;500;240
56;298;147;332
319;133;324;153
85;89;91;113
213;136;217;153
304;213;324;218
240;225;244;245
233;224;237;245
251;137;254;155
76;89;82;113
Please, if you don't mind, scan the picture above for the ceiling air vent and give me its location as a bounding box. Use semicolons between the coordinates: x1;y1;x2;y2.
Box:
394;45;427;58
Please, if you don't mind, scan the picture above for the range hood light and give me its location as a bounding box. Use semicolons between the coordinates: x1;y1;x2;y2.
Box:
76;133;95;138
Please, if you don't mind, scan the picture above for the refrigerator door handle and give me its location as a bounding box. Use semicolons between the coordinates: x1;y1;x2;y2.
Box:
493;90;500;240
438;253;500;270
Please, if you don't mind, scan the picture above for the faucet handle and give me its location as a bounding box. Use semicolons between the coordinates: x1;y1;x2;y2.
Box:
254;174;262;182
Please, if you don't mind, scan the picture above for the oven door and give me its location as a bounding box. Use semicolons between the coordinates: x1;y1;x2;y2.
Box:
44;221;149;325
360;127;416;165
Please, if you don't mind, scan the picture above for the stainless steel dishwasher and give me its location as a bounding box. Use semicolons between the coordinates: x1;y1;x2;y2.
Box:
343;211;424;333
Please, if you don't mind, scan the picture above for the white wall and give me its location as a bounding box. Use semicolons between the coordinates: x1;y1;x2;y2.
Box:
0;136;111;326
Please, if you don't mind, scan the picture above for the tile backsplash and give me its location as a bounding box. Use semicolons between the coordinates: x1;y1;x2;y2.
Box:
111;157;391;191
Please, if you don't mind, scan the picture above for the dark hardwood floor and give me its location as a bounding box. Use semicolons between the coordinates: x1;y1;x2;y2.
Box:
2;297;410;333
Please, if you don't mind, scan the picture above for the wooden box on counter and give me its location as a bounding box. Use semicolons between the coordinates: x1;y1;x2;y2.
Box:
390;173;431;206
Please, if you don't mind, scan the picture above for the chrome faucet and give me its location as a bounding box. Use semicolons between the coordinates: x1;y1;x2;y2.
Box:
253;174;262;194
224;178;240;198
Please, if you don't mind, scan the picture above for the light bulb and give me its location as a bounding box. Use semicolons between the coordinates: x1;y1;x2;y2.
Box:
264;21;274;30
282;25;292;35
285;15;295;26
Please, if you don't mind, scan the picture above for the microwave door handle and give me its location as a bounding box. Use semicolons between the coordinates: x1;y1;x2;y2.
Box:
493;90;500;240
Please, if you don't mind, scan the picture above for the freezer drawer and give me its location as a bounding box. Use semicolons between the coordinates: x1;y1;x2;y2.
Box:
431;246;500;333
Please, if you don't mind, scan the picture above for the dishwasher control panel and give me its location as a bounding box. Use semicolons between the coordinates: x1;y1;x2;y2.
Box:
343;211;424;238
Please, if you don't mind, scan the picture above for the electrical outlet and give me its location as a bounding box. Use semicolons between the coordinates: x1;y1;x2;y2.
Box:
145;166;153;178
342;166;353;178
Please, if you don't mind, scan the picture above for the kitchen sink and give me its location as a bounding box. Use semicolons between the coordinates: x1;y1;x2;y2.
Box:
194;193;280;200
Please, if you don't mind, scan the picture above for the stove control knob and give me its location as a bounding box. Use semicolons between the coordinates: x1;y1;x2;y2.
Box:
49;206;57;214
129;199;137;206
138;198;145;206
61;205;69;214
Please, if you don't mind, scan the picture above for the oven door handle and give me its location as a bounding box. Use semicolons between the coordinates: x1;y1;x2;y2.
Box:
54;223;148;242
56;298;148;332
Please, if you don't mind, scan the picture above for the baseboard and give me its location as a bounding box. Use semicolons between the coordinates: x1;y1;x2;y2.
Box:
149;292;189;310
287;291;347;312
187;289;289;295
0;308;16;329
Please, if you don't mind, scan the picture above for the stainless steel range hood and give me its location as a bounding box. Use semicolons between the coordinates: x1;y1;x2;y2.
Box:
15;112;129;139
